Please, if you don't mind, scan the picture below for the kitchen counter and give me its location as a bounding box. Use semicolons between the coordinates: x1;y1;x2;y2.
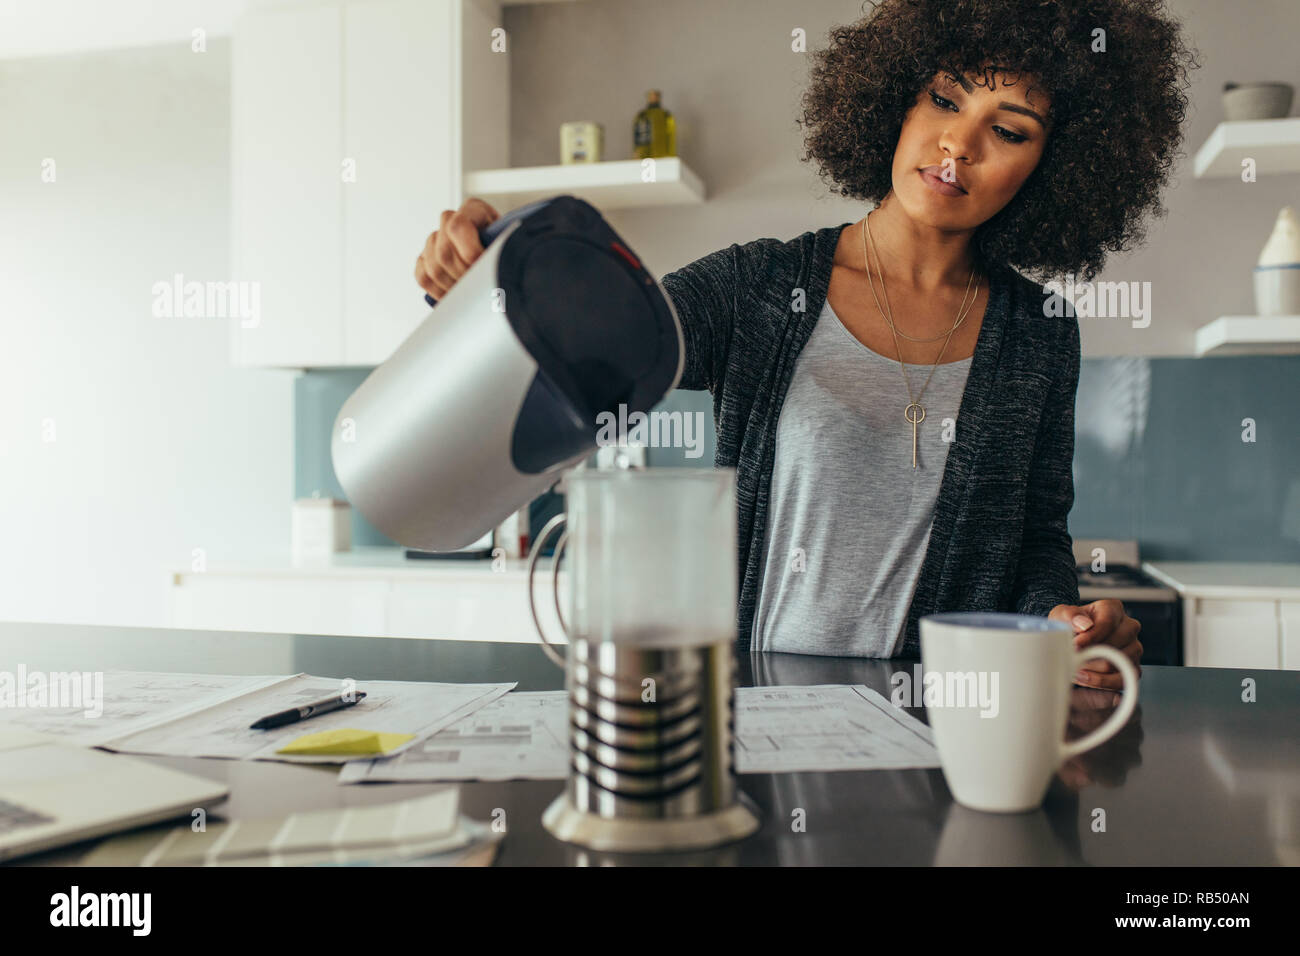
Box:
170;546;553;580
2;620;1297;866
1143;561;1300;600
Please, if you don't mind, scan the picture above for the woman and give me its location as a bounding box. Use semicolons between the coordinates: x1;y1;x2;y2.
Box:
415;0;1198;689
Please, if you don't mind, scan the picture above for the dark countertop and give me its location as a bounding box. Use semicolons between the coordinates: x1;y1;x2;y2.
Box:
2;620;1297;866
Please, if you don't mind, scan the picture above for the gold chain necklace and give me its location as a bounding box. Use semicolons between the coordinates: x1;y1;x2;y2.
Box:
861;214;980;468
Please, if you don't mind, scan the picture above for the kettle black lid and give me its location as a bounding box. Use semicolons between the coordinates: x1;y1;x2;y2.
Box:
494;195;682;422
474;196;683;473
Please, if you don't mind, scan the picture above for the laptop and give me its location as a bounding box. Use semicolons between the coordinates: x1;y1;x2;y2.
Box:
0;725;229;862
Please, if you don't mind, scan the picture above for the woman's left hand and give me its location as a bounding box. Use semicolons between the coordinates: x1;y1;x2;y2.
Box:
1048;599;1143;690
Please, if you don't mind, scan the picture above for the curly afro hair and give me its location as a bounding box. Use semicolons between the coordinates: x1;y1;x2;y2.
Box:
797;0;1201;283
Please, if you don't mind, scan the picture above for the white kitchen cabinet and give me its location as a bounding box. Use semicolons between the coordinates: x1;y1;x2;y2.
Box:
231;0;506;369
342;0;458;366
169;549;566;643
1187;598;1281;669
172;572;391;637
231;1;345;367
386;573;569;642
1143;562;1300;670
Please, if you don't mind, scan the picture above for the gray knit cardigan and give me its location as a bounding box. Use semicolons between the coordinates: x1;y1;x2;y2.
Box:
659;220;1083;657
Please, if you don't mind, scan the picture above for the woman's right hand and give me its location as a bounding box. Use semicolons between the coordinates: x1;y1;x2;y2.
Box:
414;197;502;302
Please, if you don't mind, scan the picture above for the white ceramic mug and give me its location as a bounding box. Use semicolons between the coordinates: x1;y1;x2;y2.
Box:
919;611;1139;813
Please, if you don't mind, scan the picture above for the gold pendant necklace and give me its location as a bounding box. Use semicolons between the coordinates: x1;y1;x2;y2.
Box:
861;214;980;468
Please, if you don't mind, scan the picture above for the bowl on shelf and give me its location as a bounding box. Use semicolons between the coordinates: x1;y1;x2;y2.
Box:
1222;82;1294;121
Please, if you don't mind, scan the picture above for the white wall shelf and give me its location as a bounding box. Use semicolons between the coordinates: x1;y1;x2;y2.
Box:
1194;315;1300;356
1193;118;1300;178
464;157;706;210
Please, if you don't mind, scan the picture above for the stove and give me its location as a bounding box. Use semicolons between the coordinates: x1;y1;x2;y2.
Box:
1072;538;1182;665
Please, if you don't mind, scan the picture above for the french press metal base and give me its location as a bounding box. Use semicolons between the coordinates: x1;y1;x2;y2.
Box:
528;512;760;853
541;638;760;852
542;792;762;854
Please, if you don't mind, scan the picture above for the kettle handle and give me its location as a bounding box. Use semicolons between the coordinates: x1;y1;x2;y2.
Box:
425;197;560;309
479;196;556;246
526;512;569;671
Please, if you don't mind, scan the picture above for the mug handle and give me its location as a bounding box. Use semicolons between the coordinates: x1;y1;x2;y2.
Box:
1059;644;1139;760
526;512;569;671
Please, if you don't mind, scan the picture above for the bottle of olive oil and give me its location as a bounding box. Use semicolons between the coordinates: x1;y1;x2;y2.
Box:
633;90;677;159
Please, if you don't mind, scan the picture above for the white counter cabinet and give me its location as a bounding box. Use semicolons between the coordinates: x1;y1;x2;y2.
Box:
1143;562;1300;670
230;0;507;368
170;547;568;643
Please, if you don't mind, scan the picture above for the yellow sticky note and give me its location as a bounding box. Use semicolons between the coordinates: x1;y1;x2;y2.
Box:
275;728;415;756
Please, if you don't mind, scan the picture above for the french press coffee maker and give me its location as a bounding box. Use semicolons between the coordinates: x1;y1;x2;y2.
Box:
528;464;761;852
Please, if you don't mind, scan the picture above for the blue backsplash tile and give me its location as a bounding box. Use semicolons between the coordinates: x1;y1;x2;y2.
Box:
1073;355;1300;563
297;357;1300;561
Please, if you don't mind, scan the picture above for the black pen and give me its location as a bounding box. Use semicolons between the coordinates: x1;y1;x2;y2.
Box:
249;691;367;730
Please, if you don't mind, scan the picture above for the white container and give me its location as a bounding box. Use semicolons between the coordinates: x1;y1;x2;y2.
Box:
1254;206;1300;316
1255;267;1300;315
292;495;351;563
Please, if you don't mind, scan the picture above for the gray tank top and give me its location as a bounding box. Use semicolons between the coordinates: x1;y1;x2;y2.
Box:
751;298;973;657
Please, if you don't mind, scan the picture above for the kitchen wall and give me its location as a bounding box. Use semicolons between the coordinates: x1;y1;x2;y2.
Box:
297;0;1300;562
0;38;295;626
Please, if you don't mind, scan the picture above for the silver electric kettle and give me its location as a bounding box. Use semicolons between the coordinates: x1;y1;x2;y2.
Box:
331;195;684;551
